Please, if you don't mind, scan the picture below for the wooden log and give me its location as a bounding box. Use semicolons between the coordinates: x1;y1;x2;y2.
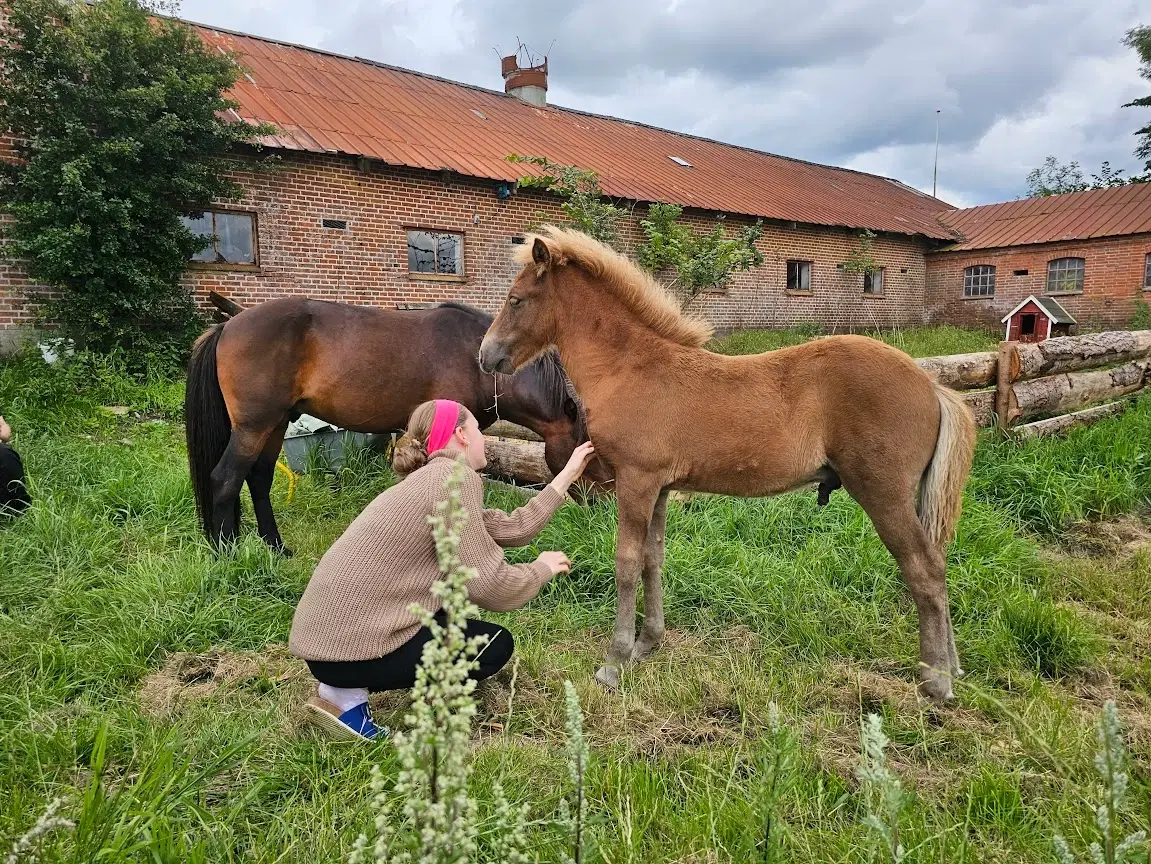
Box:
995;341;1021;429
1014;400;1130;439
914;351;997;390
482;436;553;485
484;420;543;442
1013;330;1151;380
209;290;244;317
962;389;996;427
1010;359;1150;422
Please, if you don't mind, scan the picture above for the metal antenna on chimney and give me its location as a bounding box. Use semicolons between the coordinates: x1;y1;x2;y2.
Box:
933;109;941;198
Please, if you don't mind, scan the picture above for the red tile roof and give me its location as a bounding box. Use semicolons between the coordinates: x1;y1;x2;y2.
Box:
191;23;958;240
937;182;1151;251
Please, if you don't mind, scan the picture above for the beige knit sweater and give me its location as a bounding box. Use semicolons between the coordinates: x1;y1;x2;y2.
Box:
289;452;563;663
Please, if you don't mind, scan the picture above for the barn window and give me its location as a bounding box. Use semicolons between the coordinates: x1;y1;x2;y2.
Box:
786;260;812;293
1144;253;1150;290
862;267;885;295
407;230;464;278
962;264;996;298
181;210;256;266
1046;257;1085;295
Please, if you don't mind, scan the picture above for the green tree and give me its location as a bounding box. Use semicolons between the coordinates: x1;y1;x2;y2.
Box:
1025;156;1134;198
0;0;274;365
506;154;626;248
637;202;763;307
1124;25;1151;179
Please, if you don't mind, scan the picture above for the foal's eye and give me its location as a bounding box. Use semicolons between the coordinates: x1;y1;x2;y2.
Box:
509;297;522;307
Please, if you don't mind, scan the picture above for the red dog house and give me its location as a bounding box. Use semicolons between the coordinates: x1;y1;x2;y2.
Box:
1001;295;1076;343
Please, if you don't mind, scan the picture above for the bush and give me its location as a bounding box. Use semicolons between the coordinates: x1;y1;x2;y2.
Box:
0;0;274;364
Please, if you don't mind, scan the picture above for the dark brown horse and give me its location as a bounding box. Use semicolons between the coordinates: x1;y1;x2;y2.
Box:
186;297;606;554
479;227;977;701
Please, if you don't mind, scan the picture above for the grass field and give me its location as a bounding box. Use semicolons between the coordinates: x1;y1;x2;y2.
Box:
708;325;1001;358
2;346;1151;863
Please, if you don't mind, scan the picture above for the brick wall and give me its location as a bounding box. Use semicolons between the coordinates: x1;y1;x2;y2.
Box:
176;151;933;333
925;235;1151;332
0;147;934;340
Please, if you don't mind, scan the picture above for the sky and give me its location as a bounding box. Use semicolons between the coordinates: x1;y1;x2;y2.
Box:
177;0;1150;208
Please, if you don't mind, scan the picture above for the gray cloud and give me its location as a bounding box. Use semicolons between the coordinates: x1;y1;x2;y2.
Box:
180;0;1150;205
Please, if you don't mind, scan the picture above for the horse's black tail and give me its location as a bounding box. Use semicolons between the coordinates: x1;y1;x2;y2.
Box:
185;325;230;536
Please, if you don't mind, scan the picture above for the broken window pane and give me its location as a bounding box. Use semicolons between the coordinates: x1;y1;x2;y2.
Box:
181;213;215;262
216;212;255;264
407;230;437;273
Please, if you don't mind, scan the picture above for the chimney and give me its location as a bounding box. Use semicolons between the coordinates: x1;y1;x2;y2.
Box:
501;54;548;106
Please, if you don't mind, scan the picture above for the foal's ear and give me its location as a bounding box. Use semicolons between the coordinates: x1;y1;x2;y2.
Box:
532;237;551;269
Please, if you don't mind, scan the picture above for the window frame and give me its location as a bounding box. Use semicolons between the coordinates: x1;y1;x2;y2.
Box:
1045;257;1085;296
405;227;466;282
183;209;259;271
962;264;996;299
1144;252;1150;291
785;259;813;294
862;266;886;296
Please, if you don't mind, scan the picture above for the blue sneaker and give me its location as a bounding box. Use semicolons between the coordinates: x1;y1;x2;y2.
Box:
305;697;387;741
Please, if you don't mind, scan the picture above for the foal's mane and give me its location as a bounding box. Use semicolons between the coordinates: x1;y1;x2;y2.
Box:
514;226;714;348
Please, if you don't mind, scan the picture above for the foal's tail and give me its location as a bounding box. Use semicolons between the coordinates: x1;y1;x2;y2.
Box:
185;325;230;535
917;385;977;552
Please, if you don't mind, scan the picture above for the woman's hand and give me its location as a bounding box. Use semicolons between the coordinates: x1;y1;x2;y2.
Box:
551;441;596;492
0;416;10;445
537;551;571;576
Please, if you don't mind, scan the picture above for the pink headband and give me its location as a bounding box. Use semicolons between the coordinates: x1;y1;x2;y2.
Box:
425;400;461;454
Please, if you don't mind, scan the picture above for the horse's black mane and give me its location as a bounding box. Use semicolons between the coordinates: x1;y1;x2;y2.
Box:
435;302;584;424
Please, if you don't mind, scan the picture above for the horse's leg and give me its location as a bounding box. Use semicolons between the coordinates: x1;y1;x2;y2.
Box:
247;421;291;555
632;488;670;661
595;473;661;690
842;475;957;700
210;427;268;544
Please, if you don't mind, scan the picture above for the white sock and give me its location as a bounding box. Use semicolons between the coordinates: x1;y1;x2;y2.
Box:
318;683;370;712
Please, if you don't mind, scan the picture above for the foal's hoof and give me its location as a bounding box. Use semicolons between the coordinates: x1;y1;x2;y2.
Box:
270;543;294;558
918;671;955;702
594;664;621;691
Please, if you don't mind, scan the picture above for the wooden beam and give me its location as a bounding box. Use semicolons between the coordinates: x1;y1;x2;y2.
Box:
484;420;543;442
1010;360;1150;422
482;436;553;485
995;341;1021;428
1013;330;1151;380
208;291;244;318
1014;400;1130;439
915;351;997;390
962;389;996;427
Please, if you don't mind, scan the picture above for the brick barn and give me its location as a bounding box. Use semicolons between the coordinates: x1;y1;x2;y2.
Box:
4;14;1151;348
0;16;960;347
925;185;1151;331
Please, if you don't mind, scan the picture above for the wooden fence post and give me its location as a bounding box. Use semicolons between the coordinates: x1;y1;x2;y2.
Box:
994;341;1020;430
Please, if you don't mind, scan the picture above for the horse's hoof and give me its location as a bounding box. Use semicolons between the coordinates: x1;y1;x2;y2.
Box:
276;545;295;558
594;664;621;690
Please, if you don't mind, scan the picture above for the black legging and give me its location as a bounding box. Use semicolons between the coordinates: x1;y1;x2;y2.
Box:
305;613;514;692
0;443;30;517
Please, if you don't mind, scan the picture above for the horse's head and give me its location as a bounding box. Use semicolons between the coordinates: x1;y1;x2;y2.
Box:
479;234;564;376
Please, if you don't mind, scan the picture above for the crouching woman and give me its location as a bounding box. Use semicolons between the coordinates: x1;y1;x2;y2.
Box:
289;399;594;741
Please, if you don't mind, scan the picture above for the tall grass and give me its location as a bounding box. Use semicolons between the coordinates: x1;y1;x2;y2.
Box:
708;325;999;358
2;351;1150;862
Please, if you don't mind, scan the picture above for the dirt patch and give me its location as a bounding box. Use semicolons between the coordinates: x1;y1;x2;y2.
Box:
138;646;309;718
803;662;1002;794
1060;514;1151;558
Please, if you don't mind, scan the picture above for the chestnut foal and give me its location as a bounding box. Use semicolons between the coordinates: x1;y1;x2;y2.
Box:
479;227;976;700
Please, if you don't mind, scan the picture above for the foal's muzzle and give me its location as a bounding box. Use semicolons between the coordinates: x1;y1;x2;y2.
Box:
478;337;515;376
